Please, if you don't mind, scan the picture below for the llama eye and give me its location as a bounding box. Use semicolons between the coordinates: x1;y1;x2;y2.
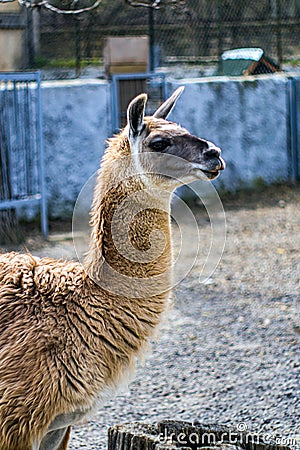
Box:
149;139;171;152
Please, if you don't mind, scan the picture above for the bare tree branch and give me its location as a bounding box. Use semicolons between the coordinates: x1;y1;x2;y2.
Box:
125;0;185;9
17;0;102;14
125;0;161;8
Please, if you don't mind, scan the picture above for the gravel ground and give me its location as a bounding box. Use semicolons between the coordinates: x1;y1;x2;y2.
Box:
1;183;299;449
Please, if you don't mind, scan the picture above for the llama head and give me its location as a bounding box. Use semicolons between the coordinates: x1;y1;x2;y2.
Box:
127;87;225;187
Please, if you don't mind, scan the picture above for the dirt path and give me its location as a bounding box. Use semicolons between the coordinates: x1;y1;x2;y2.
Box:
1;183;299;449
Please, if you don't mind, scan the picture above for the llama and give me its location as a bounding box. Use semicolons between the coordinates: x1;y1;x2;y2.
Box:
0;87;225;450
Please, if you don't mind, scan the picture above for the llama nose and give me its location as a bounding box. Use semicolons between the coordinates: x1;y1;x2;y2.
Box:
203;145;225;171
204;145;221;158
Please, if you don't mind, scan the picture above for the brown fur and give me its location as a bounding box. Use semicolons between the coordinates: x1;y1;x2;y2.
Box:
0;128;173;450
0;91;224;449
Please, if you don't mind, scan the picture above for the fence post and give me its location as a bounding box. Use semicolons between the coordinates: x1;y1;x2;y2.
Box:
25;6;34;67
36;71;48;238
289;78;299;182
217;0;223;71
32;5;41;60
148;6;155;72
75;17;81;77
275;0;283;67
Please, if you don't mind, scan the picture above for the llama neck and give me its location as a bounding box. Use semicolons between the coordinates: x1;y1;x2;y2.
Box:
84;156;173;299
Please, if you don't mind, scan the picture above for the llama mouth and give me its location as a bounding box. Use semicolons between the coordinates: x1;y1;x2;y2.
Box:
191;157;225;180
191;165;221;180
200;169;221;180
201;169;220;180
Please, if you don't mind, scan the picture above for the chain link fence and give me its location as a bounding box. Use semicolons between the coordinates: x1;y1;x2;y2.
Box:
1;0;300;77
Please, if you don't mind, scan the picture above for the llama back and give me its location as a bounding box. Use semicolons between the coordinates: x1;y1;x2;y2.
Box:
0;251;166;447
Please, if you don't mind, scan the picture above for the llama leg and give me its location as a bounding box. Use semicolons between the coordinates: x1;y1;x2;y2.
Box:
39;427;71;450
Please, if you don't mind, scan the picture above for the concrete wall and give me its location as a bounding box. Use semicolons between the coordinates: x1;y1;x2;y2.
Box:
39;74;292;218
42;79;111;218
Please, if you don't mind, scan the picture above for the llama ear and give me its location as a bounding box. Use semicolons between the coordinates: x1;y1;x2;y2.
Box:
127;93;147;137
153;86;184;119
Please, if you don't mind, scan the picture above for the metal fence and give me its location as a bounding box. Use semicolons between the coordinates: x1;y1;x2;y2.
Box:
33;0;300;76
0;71;48;237
0;0;299;75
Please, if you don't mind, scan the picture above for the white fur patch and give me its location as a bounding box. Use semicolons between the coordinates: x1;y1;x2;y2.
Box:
129;134;153;190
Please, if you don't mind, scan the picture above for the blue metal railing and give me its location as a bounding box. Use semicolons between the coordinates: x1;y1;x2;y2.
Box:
288;77;300;182
0;71;48;238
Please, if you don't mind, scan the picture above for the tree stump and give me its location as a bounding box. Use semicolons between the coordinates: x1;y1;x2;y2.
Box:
108;420;292;450
0;209;23;245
